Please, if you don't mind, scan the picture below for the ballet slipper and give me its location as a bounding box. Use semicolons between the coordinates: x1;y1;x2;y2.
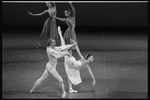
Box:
61;92;66;98
69;89;78;93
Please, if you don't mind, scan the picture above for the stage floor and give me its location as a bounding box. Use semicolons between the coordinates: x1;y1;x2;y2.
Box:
2;31;148;99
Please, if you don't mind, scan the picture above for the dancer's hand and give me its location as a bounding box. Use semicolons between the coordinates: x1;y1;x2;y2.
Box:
28;11;33;15
92;80;96;86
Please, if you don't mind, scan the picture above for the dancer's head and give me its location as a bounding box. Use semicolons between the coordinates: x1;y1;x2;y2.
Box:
85;54;94;62
48;38;56;47
64;9;71;17
46;1;52;8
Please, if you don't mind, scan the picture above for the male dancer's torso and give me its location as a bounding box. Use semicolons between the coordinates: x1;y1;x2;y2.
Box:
47;47;58;67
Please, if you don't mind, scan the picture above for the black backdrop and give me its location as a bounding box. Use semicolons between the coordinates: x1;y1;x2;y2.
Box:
2;2;148;33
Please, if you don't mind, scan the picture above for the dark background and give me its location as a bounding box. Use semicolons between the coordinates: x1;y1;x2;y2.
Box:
2;2;148;33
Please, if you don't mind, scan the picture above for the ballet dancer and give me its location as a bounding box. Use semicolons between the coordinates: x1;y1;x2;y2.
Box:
58;26;81;93
58;26;96;93
66;41;96;90
28;2;58;48
29;27;77;98
51;2;77;54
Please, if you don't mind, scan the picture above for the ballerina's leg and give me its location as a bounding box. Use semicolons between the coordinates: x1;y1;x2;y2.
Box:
68;79;78;93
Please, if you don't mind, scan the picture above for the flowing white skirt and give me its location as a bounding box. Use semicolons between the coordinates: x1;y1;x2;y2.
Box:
64;56;82;85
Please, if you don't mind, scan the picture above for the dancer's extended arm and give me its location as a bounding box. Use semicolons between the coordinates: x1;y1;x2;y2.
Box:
56;43;76;52
53;2;56;9
69;2;76;17
75;45;84;60
70;39;84;59
52;2;57;14
86;65;96;86
49;48;69;58
28;10;48;16
52;16;67;22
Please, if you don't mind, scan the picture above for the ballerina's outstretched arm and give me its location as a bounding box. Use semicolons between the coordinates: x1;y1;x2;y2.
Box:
69;2;76;18
28;10;48;16
52;15;67;22
86;65;96;86
75;45;84;60
52;2;57;15
70;39;84;60
52;2;56;9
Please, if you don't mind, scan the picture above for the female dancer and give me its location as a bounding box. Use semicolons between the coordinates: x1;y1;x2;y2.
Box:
58;26;96;93
29;27;77;98
28;2;58;48
52;2;77;54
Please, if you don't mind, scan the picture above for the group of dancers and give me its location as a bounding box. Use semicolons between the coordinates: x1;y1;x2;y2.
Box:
28;2;96;98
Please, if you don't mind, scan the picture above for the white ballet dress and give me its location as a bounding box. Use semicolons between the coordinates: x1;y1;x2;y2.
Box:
64;55;82;85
